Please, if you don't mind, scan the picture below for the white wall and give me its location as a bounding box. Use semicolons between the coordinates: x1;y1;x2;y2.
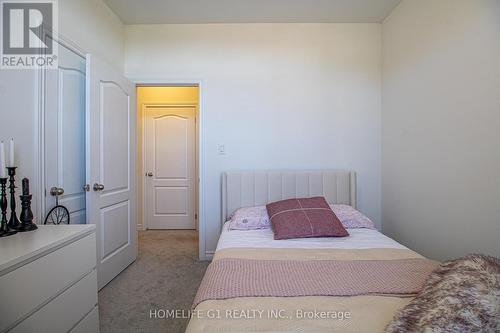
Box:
0;0;124;221
125;23;382;257
59;0;125;71
382;0;500;260
0;70;38;212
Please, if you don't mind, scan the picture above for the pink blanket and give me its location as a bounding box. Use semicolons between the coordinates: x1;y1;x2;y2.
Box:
193;258;438;308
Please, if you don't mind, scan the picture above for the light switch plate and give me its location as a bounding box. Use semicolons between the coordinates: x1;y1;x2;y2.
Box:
218;144;225;155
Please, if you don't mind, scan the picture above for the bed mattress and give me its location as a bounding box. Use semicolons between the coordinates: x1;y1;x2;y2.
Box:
217;222;407;251
186;225;432;333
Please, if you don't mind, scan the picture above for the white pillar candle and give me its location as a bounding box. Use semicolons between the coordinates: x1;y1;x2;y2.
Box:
0;141;5;178
9;138;14;167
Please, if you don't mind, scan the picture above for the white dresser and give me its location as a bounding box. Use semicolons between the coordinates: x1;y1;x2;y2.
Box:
0;225;99;333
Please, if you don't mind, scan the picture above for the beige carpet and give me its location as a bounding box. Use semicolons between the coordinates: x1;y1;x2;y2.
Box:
98;230;209;333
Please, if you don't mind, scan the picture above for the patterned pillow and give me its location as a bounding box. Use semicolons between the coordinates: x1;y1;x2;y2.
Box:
266;197;349;240
330;204;375;229
227;206;270;230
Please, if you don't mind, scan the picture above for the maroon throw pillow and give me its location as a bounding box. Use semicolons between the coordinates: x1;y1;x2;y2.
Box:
266;197;349;240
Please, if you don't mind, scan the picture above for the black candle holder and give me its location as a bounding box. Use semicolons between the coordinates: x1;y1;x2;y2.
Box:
19;178;37;232
0;177;17;237
7;167;21;231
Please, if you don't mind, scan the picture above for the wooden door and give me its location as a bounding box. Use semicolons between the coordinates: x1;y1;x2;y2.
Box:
144;106;196;229
86;54;137;289
44;40;86;224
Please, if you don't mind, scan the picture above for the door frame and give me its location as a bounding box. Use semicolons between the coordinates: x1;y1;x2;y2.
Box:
141;102;198;231
133;80;208;261
35;30;87;223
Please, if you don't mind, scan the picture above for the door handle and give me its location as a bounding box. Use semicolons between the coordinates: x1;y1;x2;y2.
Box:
93;183;105;191
146;172;153;177
50;187;64;196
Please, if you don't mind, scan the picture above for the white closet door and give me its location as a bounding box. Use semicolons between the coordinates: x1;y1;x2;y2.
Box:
86;55;137;289
44;41;86;225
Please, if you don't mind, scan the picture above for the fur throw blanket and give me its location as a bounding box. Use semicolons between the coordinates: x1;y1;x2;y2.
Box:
386;254;499;333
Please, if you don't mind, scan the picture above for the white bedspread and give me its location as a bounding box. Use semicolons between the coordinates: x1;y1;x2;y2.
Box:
216;223;408;251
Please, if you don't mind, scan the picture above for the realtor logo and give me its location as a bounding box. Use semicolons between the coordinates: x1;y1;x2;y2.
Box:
1;0;58;69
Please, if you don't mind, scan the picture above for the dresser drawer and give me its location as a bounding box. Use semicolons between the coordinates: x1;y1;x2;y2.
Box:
10;270;98;333
0;233;96;332
70;306;99;333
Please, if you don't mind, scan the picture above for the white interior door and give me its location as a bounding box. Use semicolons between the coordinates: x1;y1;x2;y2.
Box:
86;54;137;289
145;106;196;229
44;40;86;224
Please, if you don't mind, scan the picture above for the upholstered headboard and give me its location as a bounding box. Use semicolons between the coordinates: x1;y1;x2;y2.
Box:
221;170;356;223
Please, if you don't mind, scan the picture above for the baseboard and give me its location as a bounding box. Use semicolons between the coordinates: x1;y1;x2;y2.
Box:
204;251;214;260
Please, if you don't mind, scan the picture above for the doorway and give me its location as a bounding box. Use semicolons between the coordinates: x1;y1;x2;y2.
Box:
137;86;199;231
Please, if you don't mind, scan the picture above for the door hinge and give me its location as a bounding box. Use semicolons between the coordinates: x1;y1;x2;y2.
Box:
195;213;198;220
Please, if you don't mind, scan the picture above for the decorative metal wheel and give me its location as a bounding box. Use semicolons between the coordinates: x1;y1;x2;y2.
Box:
44;205;70;225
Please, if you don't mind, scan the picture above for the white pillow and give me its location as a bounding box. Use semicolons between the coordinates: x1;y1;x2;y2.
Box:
227;206;270;230
329;204;375;229
226;203;375;231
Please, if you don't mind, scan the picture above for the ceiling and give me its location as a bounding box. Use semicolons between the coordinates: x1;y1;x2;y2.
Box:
103;0;402;24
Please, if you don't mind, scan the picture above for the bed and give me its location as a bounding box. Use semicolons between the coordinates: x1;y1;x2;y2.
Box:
186;170;435;333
